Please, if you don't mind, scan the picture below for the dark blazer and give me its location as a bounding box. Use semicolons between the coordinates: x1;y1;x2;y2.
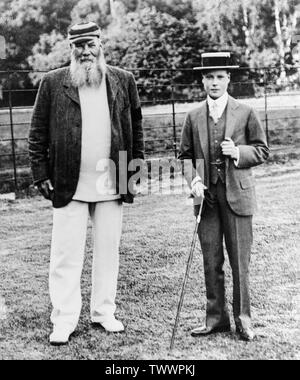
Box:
178;96;269;216
29;65;144;208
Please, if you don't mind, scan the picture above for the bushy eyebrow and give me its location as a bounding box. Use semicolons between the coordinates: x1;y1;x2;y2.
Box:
74;41;96;48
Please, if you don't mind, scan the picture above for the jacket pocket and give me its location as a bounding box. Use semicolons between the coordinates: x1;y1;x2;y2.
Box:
240;176;254;190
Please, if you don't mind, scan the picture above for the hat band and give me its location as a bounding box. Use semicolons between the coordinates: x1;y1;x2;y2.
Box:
202;56;231;68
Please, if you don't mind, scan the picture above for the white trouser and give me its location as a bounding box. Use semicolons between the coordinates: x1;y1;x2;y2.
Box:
49;200;123;332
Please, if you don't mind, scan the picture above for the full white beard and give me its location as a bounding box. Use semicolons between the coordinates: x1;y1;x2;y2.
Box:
70;50;107;88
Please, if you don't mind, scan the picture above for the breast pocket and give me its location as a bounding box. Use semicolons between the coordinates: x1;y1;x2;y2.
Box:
240;176;254;190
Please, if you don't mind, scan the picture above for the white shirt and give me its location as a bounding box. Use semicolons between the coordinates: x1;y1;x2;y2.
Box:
73;77;120;202
207;92;229;120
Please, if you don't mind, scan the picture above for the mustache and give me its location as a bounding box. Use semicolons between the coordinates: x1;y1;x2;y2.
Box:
74;50;97;61
70;49;106;88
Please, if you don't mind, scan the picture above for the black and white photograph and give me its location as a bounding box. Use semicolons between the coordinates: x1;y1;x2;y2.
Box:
0;0;299;363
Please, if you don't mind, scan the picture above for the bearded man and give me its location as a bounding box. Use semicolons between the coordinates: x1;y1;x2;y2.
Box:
29;22;144;346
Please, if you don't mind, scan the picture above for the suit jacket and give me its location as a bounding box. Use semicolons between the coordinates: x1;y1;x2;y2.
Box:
178;96;269;216
29;65;144;208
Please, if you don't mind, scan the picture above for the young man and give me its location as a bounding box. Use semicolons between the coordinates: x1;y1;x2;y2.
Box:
179;52;269;341
29;22;144;345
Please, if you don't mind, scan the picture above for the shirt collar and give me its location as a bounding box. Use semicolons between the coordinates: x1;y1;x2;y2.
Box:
207;92;229;110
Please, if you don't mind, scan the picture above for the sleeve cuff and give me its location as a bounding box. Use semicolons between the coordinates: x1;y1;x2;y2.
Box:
191;176;202;187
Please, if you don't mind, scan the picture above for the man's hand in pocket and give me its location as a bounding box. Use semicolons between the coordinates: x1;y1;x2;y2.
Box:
37;179;54;200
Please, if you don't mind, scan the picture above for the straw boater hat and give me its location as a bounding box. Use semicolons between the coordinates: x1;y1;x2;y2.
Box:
68;22;101;44
194;52;239;71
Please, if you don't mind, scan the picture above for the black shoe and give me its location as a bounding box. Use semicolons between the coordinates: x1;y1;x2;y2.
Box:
191;325;231;337
236;327;255;342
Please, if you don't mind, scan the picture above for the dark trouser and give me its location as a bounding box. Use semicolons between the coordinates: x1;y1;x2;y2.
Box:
198;180;253;330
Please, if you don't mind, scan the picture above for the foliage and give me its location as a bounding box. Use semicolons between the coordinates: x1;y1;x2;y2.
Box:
0;0;77;70
70;0;112;29
28;31;71;85
194;0;300;65
104;7;212;101
1;0;300;96
140;0;195;21
0;0;77;92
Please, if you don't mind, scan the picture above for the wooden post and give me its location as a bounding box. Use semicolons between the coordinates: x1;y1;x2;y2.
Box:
8;71;18;193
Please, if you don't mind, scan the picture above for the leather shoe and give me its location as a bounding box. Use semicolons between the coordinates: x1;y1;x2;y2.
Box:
191;325;231;337
50;327;74;346
236;327;255;342
92;317;125;333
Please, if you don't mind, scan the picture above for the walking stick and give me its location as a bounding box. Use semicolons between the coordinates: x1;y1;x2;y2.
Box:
170;196;205;351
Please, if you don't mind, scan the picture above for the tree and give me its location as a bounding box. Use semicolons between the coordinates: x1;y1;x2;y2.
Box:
122;0;140;12
104;7;212;100
193;0;300;67
140;0;195;21
70;0;112;28
3;0;300;96
271;0;300;84
1;0;77;70
28;31;71;84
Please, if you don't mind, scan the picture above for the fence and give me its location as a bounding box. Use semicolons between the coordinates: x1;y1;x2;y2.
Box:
1;66;300;194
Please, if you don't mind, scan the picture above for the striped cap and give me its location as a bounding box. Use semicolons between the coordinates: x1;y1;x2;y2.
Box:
68;22;101;44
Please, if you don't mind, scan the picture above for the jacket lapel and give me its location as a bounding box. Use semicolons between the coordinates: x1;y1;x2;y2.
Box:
105;66;122;162
63;69;80;105
105;65;120;121
225;95;239;139
225;95;239;172
196;102;210;182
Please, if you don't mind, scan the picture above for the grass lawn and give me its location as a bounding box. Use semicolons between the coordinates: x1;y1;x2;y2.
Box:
0;162;299;360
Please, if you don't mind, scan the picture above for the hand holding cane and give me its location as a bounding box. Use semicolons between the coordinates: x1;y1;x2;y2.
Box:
170;195;205;351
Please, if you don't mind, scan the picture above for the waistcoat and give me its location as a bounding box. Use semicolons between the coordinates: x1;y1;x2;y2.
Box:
208;107;227;184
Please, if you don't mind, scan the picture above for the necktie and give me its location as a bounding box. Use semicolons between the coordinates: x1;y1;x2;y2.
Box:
210;101;219;124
